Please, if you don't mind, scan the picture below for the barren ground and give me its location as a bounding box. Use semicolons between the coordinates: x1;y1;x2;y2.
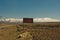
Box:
0;22;60;40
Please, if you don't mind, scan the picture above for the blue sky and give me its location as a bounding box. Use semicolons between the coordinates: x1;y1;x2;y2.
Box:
0;0;60;19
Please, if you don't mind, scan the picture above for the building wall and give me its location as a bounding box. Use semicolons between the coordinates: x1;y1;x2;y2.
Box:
23;18;33;23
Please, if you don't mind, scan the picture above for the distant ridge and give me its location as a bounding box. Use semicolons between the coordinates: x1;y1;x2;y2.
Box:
0;18;60;23
34;18;60;22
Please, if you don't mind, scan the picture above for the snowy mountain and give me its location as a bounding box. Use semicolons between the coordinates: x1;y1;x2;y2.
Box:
33;18;60;22
5;18;23;22
0;18;23;23
0;18;60;23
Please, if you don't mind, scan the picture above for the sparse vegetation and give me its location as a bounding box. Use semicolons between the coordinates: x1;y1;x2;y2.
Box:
0;22;60;40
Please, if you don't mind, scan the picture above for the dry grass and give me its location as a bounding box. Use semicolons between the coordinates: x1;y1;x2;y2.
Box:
0;22;60;40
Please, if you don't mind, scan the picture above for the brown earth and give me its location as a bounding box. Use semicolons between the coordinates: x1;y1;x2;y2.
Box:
0;22;60;40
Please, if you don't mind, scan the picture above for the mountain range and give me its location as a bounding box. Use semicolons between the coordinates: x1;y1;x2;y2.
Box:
0;18;60;23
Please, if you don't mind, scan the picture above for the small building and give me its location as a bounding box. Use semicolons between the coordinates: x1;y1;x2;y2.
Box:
23;18;33;23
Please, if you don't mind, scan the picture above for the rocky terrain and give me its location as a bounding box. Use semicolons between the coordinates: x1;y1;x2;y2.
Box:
0;22;60;40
